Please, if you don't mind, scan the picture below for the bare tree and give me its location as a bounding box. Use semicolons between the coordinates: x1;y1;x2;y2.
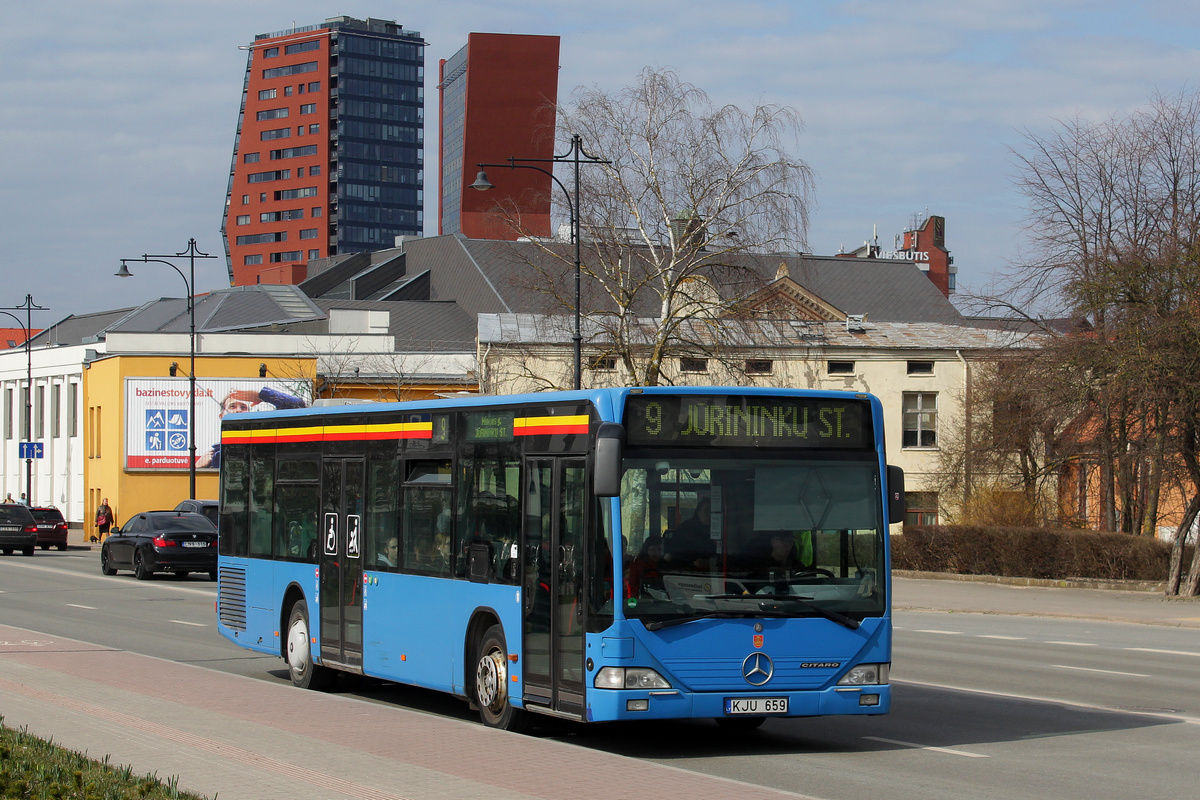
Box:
495;67;815;387
1002;90;1200;594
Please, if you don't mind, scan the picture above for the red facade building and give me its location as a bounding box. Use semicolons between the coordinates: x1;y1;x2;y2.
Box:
438;34;560;240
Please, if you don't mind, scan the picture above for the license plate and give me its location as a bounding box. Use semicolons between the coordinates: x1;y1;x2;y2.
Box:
182;541;208;548
725;697;788;715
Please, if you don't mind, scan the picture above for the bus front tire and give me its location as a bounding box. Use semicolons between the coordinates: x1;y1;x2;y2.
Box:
287;602;334;691
474;624;530;732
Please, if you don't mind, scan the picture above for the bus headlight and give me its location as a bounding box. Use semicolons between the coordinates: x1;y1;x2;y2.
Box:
837;663;889;686
594;667;672;690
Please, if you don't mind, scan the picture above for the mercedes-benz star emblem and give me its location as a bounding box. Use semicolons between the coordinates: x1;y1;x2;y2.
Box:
741;652;774;686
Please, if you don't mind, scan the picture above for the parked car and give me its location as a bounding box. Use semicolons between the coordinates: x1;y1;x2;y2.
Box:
30;506;69;551
173;499;219;528
0;504;38;556
100;511;218;580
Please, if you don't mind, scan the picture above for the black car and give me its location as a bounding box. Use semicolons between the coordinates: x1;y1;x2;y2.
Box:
173;499;219;528
100;511;218;580
30;506;69;551
0;504;38;556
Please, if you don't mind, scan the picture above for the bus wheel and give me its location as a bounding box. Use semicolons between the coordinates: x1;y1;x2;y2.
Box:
474;624;530;732
286;602;334;691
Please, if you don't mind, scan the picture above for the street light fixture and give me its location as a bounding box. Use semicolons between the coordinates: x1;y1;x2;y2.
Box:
0;294;46;505
116;238;216;500
471;133;610;390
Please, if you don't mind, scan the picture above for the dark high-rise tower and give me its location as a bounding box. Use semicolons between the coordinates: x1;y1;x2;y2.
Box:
438;34;560;240
222;17;425;286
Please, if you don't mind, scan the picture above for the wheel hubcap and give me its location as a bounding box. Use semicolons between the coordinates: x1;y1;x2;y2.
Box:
288;620;310;673
476;649;505;709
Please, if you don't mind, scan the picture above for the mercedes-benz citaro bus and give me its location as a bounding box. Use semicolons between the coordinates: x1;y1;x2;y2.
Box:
216;387;904;732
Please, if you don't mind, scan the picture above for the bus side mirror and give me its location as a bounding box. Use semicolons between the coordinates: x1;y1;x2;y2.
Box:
594;422;625;498
886;465;906;524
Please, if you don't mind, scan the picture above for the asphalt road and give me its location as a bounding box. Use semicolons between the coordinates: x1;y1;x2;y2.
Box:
2;549;1198;800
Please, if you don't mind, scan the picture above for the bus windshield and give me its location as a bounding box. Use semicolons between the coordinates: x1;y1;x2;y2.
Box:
619;452;886;626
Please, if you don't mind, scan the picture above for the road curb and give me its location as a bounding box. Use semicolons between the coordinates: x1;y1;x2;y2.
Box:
894;569;1169;594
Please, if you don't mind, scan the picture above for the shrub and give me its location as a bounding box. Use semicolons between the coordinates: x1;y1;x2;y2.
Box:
893;525;1185;582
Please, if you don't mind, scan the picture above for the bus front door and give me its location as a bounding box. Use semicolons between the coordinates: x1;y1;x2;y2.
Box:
522;458;587;718
319;457;365;671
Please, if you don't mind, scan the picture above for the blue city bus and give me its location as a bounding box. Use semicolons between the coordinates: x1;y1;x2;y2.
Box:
215;387;903;731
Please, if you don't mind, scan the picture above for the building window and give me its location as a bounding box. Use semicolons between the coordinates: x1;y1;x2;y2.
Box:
261;47;279;59
297;126;305;136
300;103;317;115
309;165;321;176
309;124;320;134
308;249;320;260
275;187;318;200
34;385;43;438
312;207;322;217
904;492;939;526
236;215;250;225
260;127;291;141
247;169;291;183
241;195;249;205
236;232;287;245
284;86;293;97
589;356;616;371
907;360;935;375
902;392;938;448
243;152;261;164
828;360;855;375
270;145;319;160
297;167;304;178
744;359;772;375
258;88;277;101
285;41;320;55
270;251;303;262
262;62;317;80
680;357;708;373
4;387;11;439
256;107;289;121
259;193;267;203
300;228;318;239
51;383;60;438
308;82;321;92
68;384;78;437
244;254;263;265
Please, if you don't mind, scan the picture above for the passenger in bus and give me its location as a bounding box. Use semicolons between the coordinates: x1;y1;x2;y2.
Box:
662;498;715;568
377;536;398;568
626;535;664;597
759;531;815;577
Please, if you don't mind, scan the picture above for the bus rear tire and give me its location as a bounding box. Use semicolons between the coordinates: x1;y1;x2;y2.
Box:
287;601;334;691
474;624;530;732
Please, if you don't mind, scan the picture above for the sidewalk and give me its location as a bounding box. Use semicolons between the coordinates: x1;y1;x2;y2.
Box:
0;622;819;800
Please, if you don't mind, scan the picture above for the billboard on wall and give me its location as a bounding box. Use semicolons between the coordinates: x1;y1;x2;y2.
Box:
124;378;310;471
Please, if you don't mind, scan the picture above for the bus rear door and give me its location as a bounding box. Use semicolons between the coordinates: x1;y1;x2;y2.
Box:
320;457;365;671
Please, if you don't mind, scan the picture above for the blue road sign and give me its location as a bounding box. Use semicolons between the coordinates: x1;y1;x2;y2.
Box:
19;442;43;459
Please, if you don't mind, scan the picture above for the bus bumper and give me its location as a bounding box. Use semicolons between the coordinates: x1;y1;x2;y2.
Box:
584;683;891;722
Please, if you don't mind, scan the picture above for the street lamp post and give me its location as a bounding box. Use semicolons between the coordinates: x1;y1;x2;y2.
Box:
0;295;46;504
471;133;610;390
116;239;216;500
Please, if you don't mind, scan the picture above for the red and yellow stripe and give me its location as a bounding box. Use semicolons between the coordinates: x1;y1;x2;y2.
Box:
222;419;433;445
514;414;589;437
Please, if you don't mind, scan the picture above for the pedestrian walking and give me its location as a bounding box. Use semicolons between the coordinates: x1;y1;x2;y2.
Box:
95;498;115;542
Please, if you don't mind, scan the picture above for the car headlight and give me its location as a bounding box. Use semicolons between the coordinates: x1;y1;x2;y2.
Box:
594;667;672;689
837;663;889;686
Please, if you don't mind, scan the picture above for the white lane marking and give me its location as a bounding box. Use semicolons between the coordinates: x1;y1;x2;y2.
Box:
169;619;207;627
1126;647;1200;658
914;629;964;635
66;603;97;610
976;635;1025;640
1052;664;1150;678
1046;641;1097;647
897;678;1200;725
863;736;989;758
0;559;214;597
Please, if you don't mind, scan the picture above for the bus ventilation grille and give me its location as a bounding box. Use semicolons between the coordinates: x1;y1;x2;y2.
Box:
218;566;248;631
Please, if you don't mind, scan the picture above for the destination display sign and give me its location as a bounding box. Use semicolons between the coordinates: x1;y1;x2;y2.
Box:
624;395;872;449
465;411;515;442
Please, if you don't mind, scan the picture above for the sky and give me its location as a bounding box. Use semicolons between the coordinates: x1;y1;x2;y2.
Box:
3;0;1200;327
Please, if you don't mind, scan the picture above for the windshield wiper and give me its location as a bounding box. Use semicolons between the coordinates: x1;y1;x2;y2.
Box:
643;609;793;631
700;593;861;630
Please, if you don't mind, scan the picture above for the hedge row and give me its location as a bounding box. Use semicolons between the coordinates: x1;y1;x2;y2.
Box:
893;525;1186;582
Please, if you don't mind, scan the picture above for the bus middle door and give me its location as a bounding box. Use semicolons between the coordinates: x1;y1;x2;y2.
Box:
319;457;365;671
522;457;587;718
